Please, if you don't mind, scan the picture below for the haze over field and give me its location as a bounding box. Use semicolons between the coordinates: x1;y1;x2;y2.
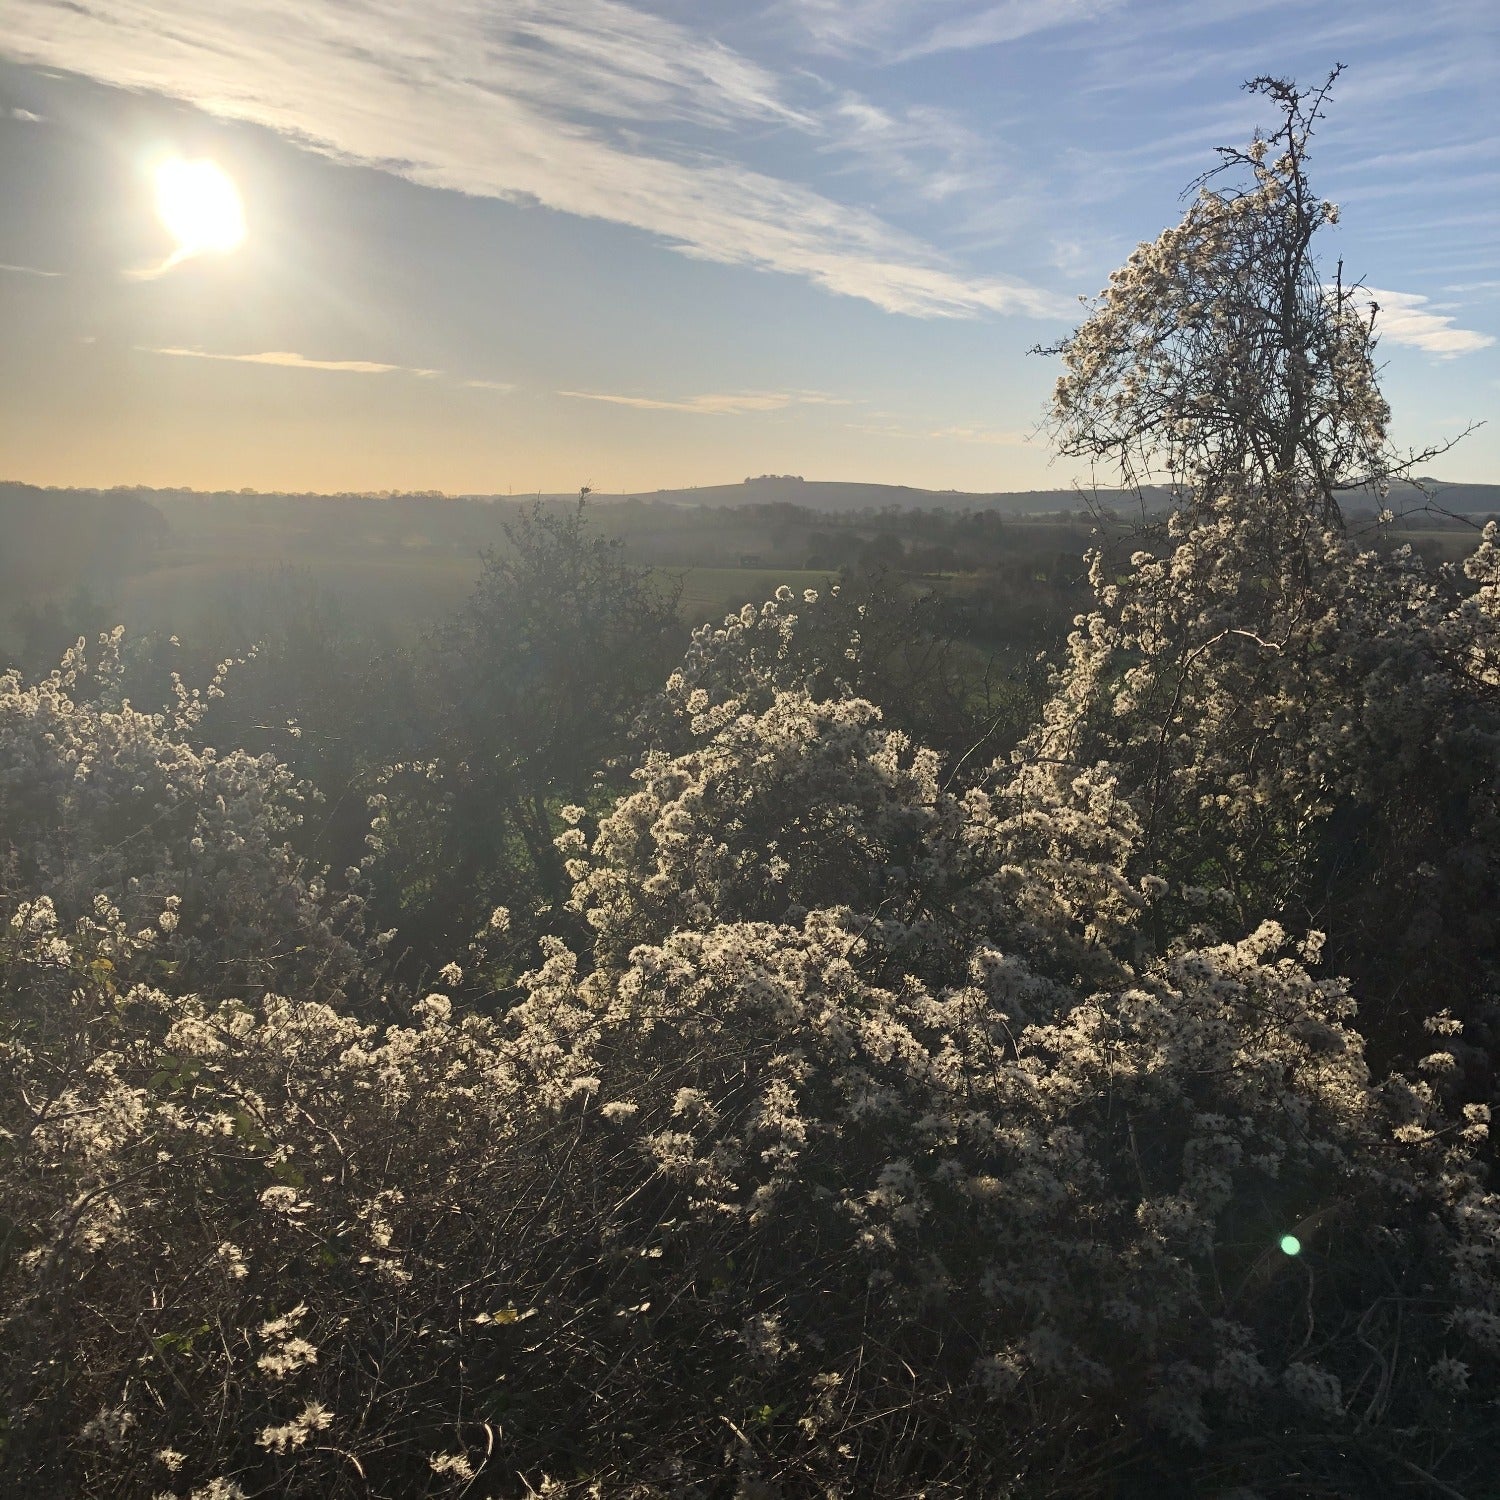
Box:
1;0;1497;495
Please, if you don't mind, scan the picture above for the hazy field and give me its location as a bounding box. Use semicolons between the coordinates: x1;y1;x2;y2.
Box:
3;546;841;661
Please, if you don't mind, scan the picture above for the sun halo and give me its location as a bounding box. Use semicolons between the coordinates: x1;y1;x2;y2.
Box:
154;158;247;264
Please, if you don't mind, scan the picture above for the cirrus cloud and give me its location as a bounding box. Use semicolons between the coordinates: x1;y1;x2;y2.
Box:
559;388;850;415
141;346;442;376
2;0;1063;321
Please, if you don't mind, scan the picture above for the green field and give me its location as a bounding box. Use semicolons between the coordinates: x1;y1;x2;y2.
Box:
4;546;843;663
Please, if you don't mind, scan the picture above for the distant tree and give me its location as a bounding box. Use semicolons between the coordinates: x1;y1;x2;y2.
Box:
367;500;683;970
857;530;906;571
911;541;960;574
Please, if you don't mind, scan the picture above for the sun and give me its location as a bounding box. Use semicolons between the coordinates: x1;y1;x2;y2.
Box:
154;158;246;262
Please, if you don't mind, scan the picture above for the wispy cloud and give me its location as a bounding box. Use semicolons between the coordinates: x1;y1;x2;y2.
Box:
848;418;1031;445
903;0;1126;59
2;0;1062;320
1355;288;1495;357
560;388;848;415
142;347;442;376
773;0;937;57
820;95;1013;207
123;248;206;282
9;106;43;122
463;379;519;393
0;260;61;276
927;423;1030;445
781;0;1125;59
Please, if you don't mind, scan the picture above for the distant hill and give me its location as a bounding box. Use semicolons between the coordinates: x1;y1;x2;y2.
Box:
577;475;1500;516
574;477;1155;514
1368;479;1500;516
4;475;1495;521
2;477;1094;517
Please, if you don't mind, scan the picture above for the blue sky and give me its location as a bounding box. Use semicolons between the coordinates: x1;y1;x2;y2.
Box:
1;0;1495;493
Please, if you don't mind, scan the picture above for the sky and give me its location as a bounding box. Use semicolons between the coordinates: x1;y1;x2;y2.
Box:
0;0;1496;495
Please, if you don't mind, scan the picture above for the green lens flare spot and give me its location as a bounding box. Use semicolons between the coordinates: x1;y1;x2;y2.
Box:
1279;1234;1302;1257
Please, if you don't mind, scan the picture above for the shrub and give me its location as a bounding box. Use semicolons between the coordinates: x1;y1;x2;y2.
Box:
0;631;365;1001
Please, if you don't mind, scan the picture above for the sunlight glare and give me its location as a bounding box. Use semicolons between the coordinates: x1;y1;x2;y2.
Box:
154;158;246;262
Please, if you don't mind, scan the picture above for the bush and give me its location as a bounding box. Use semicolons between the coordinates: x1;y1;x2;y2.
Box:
3;655;1496;1495
0;631;366;1002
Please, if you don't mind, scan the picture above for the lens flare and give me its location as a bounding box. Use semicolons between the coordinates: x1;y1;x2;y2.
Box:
1279;1234;1302;1256
154;159;246;261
